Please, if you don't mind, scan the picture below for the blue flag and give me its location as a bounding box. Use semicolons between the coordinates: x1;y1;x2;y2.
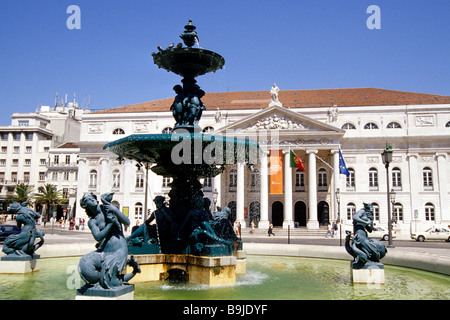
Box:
339;149;350;176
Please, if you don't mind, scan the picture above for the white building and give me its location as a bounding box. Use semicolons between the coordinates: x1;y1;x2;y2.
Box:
74;87;450;236
0;99;88;216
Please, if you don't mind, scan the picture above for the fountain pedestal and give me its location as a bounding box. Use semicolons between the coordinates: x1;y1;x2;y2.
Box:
76;284;135;300
350;262;385;285
0;256;40;274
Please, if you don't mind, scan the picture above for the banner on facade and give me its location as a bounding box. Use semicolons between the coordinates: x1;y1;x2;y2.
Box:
270;150;283;194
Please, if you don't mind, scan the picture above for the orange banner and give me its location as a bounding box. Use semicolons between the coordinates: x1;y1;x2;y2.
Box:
270;150;283;194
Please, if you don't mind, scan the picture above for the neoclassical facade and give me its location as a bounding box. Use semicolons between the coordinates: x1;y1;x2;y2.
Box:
75;87;450;235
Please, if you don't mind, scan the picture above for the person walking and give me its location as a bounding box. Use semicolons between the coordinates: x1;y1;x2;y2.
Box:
325;222;333;238
268;222;275;237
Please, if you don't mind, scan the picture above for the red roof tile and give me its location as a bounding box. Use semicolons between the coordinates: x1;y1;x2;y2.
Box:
93;88;450;114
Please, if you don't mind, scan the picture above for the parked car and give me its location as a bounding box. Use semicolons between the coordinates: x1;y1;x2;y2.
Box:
369;226;397;241
411;227;450;242
0;225;21;242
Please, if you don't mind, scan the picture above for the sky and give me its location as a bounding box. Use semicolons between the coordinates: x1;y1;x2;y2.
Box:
0;0;449;125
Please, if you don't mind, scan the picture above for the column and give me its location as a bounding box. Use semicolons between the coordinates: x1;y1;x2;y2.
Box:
283;150;294;229
307;149;319;229
236;162;246;228
407;153;420;232
100;158;110;194
76;158;88;220
436;153;449;224
258;150;269;229
332;149;340;221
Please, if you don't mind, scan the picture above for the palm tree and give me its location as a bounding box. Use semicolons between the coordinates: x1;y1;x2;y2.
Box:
6;183;34;205
34;184;68;221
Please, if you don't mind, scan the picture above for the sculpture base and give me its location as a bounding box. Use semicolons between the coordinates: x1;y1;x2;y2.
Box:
0;255;40;274
128;242;161;255
126;252;246;286
350;262;385;285
75;284;135;300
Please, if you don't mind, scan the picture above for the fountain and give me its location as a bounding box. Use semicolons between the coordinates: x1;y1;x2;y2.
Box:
103;20;255;286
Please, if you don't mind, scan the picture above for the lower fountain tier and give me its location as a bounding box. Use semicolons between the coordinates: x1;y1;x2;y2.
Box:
125;251;247;286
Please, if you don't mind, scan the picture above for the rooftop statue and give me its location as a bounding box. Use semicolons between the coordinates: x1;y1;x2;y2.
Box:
2;202;45;260
345;203;387;269
78;193;140;291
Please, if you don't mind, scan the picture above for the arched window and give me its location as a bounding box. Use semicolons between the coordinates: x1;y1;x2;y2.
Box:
392;202;403;222
392;167;402;190
425;203;435;221
372;203;380;221
368;167;378;190
341;123;356;130
346;168;355;191
202;126;214;133
113;128;125;135
364;122;379;129
423;167;433;190
387;122;402;129
346;202;356;220
136;170;144;189
250;169;260;191
89;170;97;188
446;121;450;127
295;168;305;192
229;169;237;191
318;168;327;190
135;202;143;221
162;127;173;134
112;169;120;190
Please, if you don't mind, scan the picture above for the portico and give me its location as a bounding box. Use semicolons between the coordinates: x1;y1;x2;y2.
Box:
216;105;345;229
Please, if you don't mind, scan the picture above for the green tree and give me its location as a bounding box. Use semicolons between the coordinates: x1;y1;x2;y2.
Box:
34;184;68;220
6;183;34;205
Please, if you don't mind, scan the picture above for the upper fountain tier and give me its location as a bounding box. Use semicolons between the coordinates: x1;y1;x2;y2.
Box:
153;19;225;79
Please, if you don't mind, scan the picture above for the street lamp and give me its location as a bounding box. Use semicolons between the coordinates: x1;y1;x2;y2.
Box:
335;188;342;246
382;146;394;247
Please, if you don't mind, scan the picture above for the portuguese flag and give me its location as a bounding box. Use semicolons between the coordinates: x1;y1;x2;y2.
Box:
290;150;305;171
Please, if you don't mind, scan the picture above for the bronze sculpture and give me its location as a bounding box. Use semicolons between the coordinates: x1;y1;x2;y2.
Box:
77;193;140;293
2;202;45;260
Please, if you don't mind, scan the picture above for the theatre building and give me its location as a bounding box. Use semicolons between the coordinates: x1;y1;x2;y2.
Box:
76;87;450;236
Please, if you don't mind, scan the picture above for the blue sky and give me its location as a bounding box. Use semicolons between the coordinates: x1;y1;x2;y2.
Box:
0;0;449;125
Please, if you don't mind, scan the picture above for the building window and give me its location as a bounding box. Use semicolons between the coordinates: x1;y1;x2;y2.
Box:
423;167;433;190
203;176;213;189
13;133;21;140
202;126;214;133
89;170;97;188
446;121;450;127
392;167;402;190
250;169;260;191
1;133;8;140
425;203;435;221
18;120;29;127
135;202;143;222
0;159;5;166
26;146;32;153
54;155;59;164
64;172;70;181
346;168;355;191
1;147;6;153
52;172;58;181
387;122;402;129
392;203;403;223
364;122;379;129
24;159;31;166
341;123;356;130
368;167;378;190
25;133;33;140
318;168;327;191
113;128;125;135
162;176;172;188
65;155;71;165
12;159;19;166
13;146;19;153
229;169;237;191
372;203;380;221
136;170;144;189
40;159;46;165
295;169;305;192
162;127;173;134
39;172;46;181
112;170;121;190
346;203;356;220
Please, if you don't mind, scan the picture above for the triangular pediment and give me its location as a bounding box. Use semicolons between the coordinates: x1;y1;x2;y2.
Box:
214;105;344;135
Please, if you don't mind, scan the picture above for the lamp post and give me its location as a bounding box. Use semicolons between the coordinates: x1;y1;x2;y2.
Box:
382;147;394;247
336;188;342;246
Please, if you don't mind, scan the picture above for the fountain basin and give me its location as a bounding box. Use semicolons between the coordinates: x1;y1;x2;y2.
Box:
153;48;225;78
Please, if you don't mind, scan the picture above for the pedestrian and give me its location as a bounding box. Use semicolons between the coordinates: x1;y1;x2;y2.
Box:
325;222;333;238
332;221;338;238
268;222;275;237
250;221;255;234
43;218;47;227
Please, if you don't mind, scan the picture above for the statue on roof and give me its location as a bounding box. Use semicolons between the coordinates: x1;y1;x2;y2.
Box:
269;83;282;107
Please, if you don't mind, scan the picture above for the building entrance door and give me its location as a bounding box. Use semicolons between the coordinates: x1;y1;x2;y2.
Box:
318;201;329;226
271;201;283;227
294;201;307;227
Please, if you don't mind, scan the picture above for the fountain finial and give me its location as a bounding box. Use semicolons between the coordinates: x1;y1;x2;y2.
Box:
180;19;198;47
